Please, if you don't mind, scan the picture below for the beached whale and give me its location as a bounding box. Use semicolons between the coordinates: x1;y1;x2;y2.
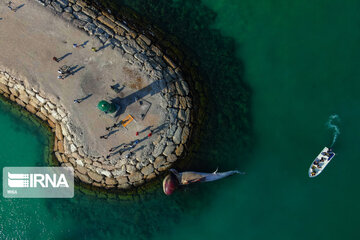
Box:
163;168;243;195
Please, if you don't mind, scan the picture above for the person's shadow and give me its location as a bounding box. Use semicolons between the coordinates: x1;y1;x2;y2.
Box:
70;66;85;76
97;43;112;51
15;4;25;11
57;53;72;62
106;129;119;138
75;94;93;103
80;40;89;48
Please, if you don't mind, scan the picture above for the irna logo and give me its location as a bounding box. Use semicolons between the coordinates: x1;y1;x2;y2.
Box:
8;172;69;188
3;167;74;198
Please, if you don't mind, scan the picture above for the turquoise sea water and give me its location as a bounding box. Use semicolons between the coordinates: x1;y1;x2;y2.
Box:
1;0;360;239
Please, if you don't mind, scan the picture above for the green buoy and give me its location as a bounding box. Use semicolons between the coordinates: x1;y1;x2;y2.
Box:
97;100;117;114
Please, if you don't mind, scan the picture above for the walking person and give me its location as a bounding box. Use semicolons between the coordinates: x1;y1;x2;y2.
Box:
106;123;116;132
148;131;153;138
7;1;14;11
74;99;81;103
53;57;59;62
131;140;139;148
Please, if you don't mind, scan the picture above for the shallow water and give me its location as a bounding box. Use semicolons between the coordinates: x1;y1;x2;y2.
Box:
1;0;360;239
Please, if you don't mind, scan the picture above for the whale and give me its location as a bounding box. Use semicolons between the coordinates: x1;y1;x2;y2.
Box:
163;168;244;195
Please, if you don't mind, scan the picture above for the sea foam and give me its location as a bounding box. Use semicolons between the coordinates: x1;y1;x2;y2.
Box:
326;114;340;147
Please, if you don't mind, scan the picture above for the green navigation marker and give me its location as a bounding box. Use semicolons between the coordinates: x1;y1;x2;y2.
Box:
97;100;117;114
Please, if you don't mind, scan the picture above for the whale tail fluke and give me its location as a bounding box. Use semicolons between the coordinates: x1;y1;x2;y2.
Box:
212;169;245;175
230;170;245;175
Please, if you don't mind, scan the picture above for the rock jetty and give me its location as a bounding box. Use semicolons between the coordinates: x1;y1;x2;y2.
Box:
0;0;194;190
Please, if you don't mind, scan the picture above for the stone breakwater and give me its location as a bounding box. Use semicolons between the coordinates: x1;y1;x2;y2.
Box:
0;0;194;190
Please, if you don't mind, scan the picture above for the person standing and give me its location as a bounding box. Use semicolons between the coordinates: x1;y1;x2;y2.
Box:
100;135;108;139
8;1;15;12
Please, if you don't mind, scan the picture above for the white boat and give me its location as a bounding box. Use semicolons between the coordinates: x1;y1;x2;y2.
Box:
308;147;335;178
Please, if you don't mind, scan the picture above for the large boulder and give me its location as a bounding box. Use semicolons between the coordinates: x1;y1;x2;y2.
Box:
116;176;128;184
152;138;166;157
51;2;63;13
128;171;143;183
25;104;37;114
76;171;93;184
126;164;136;174
173;126;183;144
154;156;166;169
82;8;97;19
57;0;69;8
73;11;92;22
181;126;190;144
175;144;184;157
105;177;117;185
163;142;175;156
36;112;47;121
88;171;103;182
167;154;177;163
76;165;87;175
97;15;116;29
55;123;63;141
141;164;154;176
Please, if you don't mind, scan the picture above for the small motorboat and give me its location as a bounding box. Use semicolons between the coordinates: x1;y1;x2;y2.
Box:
308;147;335;178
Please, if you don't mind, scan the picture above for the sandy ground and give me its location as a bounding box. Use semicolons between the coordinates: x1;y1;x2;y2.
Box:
0;0;167;157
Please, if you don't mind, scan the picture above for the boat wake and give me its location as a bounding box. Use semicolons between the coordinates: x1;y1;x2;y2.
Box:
326;114;340;147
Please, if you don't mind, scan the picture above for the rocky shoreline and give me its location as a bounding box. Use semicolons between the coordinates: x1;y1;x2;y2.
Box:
0;0;196;190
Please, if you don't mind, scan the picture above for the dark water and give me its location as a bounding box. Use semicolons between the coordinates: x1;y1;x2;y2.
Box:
1;0;360;239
